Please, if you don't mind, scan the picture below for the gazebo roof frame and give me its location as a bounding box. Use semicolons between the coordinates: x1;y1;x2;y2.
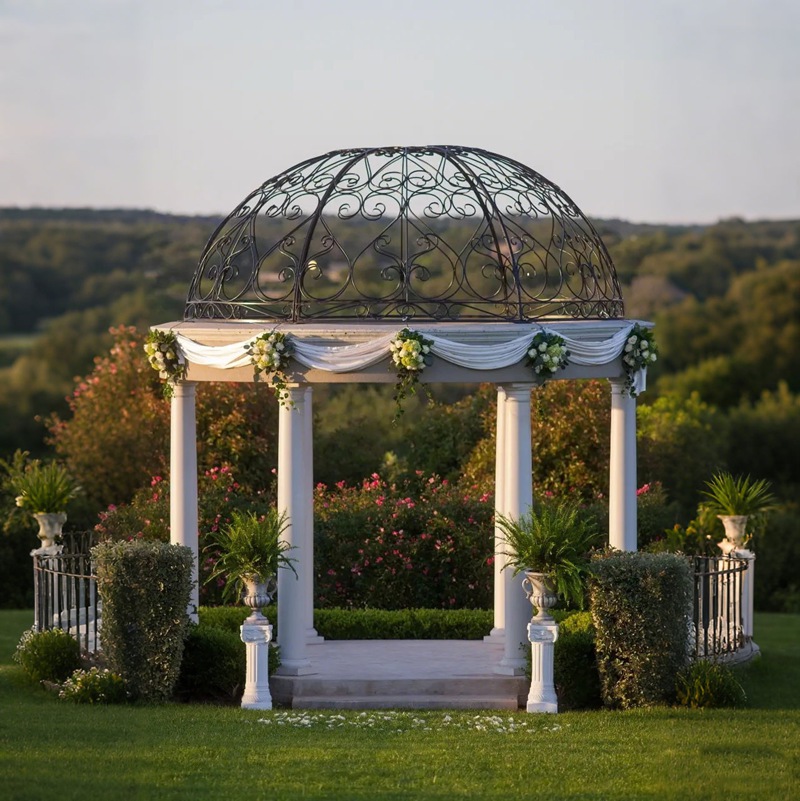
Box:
184;145;624;325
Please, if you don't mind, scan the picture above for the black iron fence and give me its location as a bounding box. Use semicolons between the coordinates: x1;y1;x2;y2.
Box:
33;532;100;655
689;555;747;659
32;538;750;661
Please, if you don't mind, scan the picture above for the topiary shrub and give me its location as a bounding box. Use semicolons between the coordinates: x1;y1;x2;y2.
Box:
13;627;82;684
92;540;193;702
676;660;747;709
554;612;602;711
59;667;128;704
589;551;693;709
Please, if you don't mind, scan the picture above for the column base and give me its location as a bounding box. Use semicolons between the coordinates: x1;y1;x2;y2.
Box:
493;660;526;676
483;627;505;643
274;661;316;677
306;628;325;644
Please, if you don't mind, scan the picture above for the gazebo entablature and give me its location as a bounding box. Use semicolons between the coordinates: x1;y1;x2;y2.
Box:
154;318;646;386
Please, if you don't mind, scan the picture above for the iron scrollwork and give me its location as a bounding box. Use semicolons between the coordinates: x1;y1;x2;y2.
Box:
185;146;624;323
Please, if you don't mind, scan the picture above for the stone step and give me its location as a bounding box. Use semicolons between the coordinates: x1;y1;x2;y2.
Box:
292;694;520;711
266;640;528;710
273;676;525;698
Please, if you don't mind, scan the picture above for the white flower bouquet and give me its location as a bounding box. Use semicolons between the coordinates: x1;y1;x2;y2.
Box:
622;324;658;397
246;331;294;406
389;328;433;420
144;330;187;399
526;331;570;378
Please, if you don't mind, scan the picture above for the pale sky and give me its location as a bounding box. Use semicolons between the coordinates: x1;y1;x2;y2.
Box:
1;0;798;224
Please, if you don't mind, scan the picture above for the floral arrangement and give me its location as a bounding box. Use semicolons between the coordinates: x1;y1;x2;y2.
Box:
621;324;658;397
144;330;186;399
526;331;570;378
389;328;433;420
246;331;294;407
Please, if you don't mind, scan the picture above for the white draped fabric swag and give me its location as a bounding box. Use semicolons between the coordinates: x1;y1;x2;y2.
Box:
174;323;647;394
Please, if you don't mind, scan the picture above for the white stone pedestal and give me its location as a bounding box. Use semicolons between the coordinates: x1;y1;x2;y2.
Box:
526;620;559;713
735;548;755;642
240;612;274;710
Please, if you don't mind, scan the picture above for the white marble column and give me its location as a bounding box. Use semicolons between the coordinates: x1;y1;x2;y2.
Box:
170;381;199;621
303;386;323;643
485;386;507;643
276;385;314;675
609;379;638;552
495;383;534;675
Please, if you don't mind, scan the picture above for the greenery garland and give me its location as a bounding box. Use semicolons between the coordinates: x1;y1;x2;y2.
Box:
389;328;433;421
144;330;187;399
526;331;571;378
621;324;658;397
246;331;294;407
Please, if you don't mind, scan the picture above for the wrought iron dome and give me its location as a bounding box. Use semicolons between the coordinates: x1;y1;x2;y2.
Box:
185;146;624;323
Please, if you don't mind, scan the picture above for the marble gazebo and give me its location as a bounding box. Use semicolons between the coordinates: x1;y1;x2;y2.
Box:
152;146;651;710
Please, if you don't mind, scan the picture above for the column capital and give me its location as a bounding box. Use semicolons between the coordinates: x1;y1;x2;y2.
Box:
608;376;631;396
501;382;535;400
170;381;197;399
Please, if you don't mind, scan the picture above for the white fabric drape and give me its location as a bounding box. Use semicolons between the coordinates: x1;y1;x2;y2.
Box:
173;323;646;390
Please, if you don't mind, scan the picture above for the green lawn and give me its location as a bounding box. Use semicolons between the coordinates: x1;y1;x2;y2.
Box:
1;611;798;801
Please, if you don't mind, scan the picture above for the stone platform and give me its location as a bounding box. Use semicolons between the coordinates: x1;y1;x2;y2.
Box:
269;639;528;710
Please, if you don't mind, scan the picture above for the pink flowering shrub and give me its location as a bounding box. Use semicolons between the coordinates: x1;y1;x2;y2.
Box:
95;465;274;605
633;481;682;548
48;326;279;512
314;473;494;609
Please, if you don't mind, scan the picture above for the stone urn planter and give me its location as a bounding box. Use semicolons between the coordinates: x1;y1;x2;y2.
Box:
701;472;775;556
717;515;749;555
33;512;67;550
521;570;559;623
242;575;276;619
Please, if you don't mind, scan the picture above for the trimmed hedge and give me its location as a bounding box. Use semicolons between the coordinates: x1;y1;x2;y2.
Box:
554;612;602;710
589;551;693;709
198;606;493;640
198;605;270;633
315;608;493;640
93;540;193;703
176;625;247;703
